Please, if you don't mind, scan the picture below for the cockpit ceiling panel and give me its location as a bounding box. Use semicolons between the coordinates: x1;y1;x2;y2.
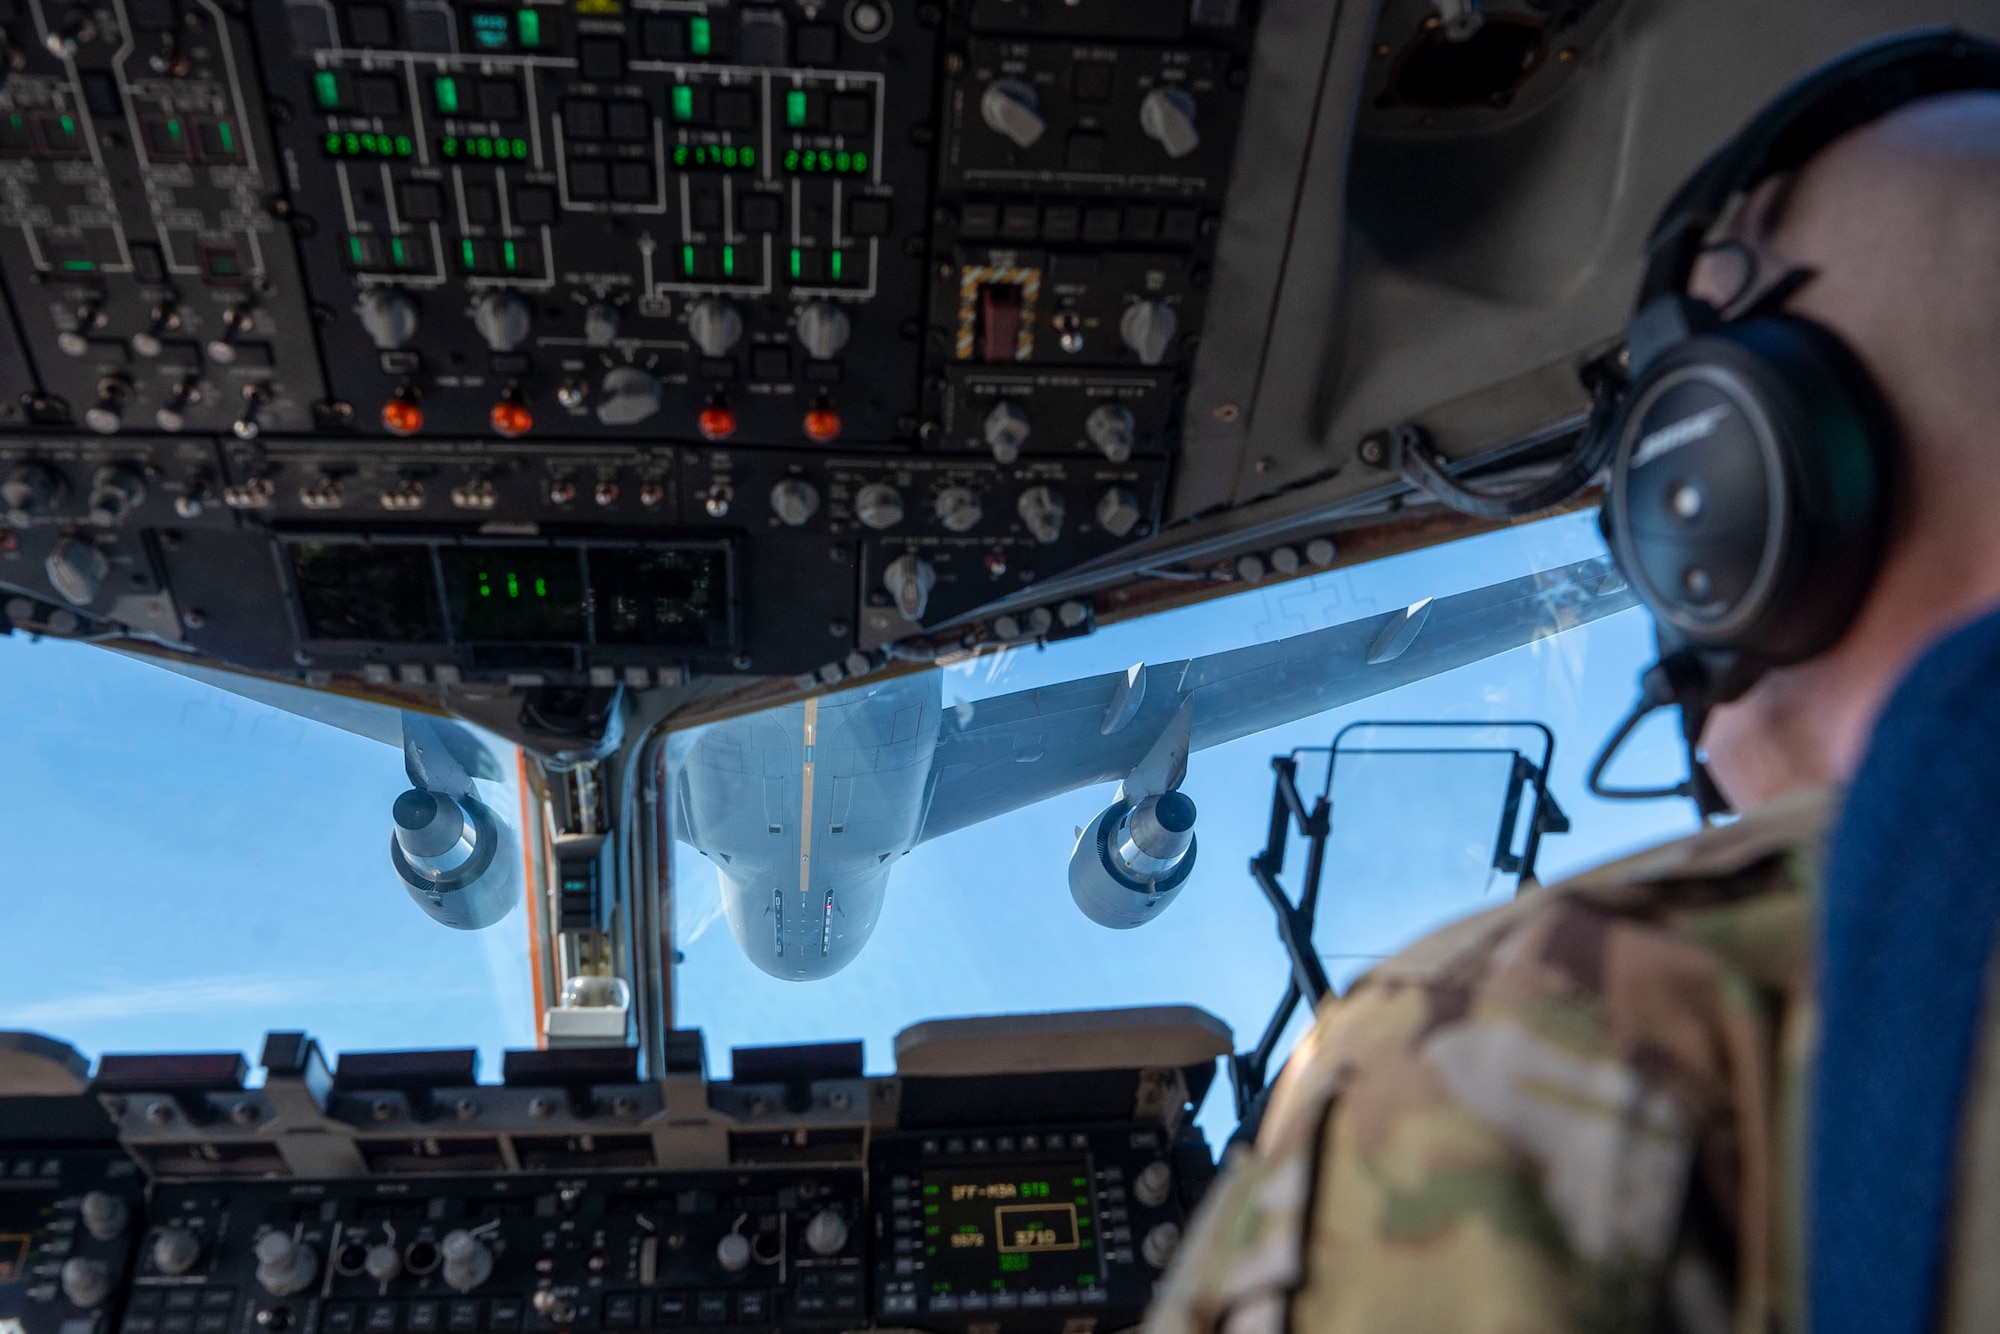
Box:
1173;0;1998;518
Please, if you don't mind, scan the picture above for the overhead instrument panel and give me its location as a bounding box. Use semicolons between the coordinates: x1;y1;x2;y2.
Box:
256;0;932;448
0;0;1265;686
0;0;326;439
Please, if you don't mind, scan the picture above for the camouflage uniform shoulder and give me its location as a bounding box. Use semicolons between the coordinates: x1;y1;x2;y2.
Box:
1148;788;1831;1334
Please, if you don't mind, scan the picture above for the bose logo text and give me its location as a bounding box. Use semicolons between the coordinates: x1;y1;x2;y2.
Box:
1631;404;1732;470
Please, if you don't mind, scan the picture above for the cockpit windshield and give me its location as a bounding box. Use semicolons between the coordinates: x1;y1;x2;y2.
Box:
1;509;1697;1138
0;642;535;1069
665;511;1698;1136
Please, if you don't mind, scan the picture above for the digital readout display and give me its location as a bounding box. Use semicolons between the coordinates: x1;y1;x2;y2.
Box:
322;131;414;158
285;541;737;651
782;147;869;175
919;1162;1100;1295
439;546;587;643
442;135;531;161
671;143;757;171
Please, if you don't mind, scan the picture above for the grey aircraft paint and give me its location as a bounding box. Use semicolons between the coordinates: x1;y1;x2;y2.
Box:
122;557;1635;974
670;557;1635;980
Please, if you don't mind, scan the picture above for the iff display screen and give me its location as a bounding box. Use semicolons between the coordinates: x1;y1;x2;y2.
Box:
289;542;443;643
589;546;732;648
0;1192;53;1286
439;546;586;643
919;1162;1100;1296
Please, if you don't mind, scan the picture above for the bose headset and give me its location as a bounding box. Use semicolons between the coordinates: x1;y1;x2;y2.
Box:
1581;26;2000;814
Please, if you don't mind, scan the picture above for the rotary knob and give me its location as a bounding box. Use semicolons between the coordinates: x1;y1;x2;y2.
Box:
1138;87;1201;158
1016;485;1066;544
882;553;936;622
770;478;821;527
254;1232;318;1297
804;1210;848;1257
60;1257;110;1308
982;399;1031;463
152;1227;200;1276
1133;1160;1174;1208
1085;403;1137;462
87;465;145;527
1095;486;1143;538
795;301;851;360
363;1244;402;1283
687;299;744;358
714;1233;752;1274
1141;1221;1182;1270
3;461;65;525
45;535;108;606
584;301;620;348
980;77;1045;149
470;292;531;353
595;366;663;426
933;486;982;533
80;1191;128;1242
853;482;904;530
441;1230;493;1293
358;288;419;351
1119;301;1178;366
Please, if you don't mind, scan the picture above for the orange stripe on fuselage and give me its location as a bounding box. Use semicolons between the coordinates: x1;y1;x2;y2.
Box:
797;698;817;927
517;747;547;1046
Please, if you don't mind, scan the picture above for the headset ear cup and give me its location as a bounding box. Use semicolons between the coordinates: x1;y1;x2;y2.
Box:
1606;316;1889;664
1737;314;1892;660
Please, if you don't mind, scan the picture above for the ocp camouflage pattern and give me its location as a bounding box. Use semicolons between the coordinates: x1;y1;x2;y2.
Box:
1147;788;1829;1334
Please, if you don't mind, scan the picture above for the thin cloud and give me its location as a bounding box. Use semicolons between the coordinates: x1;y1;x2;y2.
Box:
0;970;485;1029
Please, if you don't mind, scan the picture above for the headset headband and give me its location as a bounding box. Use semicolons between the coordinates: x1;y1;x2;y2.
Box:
1637;27;2000;311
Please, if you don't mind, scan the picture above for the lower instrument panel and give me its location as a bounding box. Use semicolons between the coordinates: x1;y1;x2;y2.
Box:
0;1149;146;1334
0;1015;1229;1334
133;1171;867;1334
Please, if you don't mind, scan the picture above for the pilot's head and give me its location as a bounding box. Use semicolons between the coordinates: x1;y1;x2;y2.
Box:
1675;87;2000;806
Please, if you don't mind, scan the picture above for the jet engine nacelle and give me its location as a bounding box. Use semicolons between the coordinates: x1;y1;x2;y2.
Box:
1068;791;1198;929
389;788;520;930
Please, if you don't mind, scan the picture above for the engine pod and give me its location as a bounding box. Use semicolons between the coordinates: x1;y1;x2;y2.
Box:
1068;793;1198;929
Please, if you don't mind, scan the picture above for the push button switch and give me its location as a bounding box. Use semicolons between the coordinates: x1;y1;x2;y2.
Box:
564;99;606;140
577;35;625;81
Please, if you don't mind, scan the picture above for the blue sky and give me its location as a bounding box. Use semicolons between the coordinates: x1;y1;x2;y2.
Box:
0;640;534;1074
671;511;1699;1143
0;510;1695;1142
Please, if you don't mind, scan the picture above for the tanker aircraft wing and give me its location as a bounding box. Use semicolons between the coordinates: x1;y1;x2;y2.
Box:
113;650;504;782
916;556;1634;843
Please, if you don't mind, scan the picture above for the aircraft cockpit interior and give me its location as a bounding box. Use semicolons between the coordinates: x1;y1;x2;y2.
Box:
3;0;1994;1331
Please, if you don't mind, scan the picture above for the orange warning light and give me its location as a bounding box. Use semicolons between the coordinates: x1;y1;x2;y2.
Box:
381;393;423;436
490;397;534;438
698;400;737;441
803;405;841;443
